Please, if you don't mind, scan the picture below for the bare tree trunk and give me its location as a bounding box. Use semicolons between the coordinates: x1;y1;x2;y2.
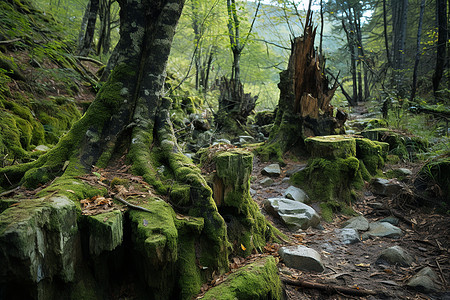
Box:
78;0;99;56
410;0;426;102
342;19;358;106
391;0;408;95
432;0;448;97
383;0;391;66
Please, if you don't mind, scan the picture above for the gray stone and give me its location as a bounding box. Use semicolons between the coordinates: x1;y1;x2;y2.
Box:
259;177;274;187
263;198;320;230
285;165;307;177
261;163;281;177
371;178;404;196
238;135;255;144
342;215;369;231
34;145;50;152
377;246;414;266
249;188;257;196
379;216;399;226
398;168;413;176
362;222;403;239
335;228;360;244
284;186;309;203
282;177;290;183
407;267;440;292
279;245;324;272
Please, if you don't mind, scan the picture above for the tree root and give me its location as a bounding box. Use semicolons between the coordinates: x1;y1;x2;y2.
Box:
281;276;383;297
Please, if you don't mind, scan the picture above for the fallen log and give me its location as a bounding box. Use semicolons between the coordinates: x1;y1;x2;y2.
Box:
281;276;381;297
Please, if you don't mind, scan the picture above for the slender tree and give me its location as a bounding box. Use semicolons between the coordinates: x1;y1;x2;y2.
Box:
432;0;448;97
410;0;426;102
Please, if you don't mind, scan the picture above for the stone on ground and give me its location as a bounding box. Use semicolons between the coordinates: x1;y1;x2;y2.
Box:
201;256;282;300
259;177;274;187
261;163;281;177
279;245;324;272
371;178;404;196
263;198;320;230
362;222;403;239
335;228;360;244
376;246;414;266
342;215;369;231
407;267;440;292
284;186;308;203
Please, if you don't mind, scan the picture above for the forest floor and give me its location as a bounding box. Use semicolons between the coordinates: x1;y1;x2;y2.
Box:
248;107;450;300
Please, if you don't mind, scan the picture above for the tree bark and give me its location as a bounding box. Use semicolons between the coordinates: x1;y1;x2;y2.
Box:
391;0;408;95
410;0;426;102
78;0;99;56
432;0;448;97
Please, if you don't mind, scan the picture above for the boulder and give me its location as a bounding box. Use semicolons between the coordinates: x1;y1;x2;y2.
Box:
407;267;440;292
261;163;281;177
86;210;123;256
377;246;414;266
284;186;308;203
263;198;320;230
279;245;324;272
342;215;369;231
362;222;403;240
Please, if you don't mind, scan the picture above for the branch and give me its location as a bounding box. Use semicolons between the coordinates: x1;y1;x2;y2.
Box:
0;38;22;45
74;56;105;66
281;276;380;297
113;195;153;213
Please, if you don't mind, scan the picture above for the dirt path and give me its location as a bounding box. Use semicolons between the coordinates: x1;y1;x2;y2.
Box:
250;106;450;299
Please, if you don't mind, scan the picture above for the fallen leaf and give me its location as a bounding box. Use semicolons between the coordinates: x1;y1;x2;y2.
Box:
240;244;246;251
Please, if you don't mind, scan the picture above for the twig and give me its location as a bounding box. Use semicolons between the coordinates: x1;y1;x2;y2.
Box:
113;195;152;213
74;56;105;66
436;258;447;288
281;276;380;297
3;173;13;186
0;186;21;197
0;38;22;45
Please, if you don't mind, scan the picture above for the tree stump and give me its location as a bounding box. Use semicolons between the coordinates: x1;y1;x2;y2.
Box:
258;10;346;161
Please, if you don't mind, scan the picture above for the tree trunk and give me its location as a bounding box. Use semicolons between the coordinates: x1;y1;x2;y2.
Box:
383;0;391;66
391;0;408;95
342;19;357;106
78;0;99;56
410;0;426;102
259;11;345;161
1;0;230;297
432;0;448;97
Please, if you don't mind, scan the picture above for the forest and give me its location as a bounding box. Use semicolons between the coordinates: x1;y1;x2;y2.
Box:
0;0;448;299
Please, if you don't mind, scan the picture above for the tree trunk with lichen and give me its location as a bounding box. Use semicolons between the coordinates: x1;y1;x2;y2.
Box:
258;11;346;161
0;0;230;299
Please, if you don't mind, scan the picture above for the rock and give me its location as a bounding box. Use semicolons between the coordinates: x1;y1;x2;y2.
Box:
202;256;282;299
282;177;290;183
398;168;413;176
183;153;194;160
285;165;307;176
335;228;360;244
259;177;274;187
279;245;324;272
284;186;308;203
377;246;414;266
213;138;231;145
362;222;403;239
238;135;255;144
249;188;256;196
367;202;384;209
379;216;399;226
342;215;369;231
261;163;281;177
371;178;404;196
34;145;51;152
263;198;320;230
407;267;440;292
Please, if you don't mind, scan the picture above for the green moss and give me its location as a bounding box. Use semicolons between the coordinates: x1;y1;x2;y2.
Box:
355;138;386;175
84;210;123;255
291;157;363;210
254;142;283;163
202;256;282;300
110;177;129;188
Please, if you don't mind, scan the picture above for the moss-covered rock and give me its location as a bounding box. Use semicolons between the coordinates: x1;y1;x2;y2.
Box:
355;138;388;175
415;155;450;208
201;256;282;300
84;210;123;256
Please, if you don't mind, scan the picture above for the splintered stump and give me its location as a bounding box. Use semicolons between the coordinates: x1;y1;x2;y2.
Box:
258;10;346;160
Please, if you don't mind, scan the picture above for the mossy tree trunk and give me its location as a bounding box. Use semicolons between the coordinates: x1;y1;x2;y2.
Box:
258;11;346;161
1;0;229;298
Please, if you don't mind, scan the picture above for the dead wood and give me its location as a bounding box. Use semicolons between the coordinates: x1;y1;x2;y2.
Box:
281;276;381;297
0;38;22;45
